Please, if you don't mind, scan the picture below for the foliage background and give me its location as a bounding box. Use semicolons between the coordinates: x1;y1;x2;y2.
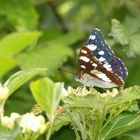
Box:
0;0;140;139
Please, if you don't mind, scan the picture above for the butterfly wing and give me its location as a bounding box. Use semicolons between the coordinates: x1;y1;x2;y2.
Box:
77;28;128;88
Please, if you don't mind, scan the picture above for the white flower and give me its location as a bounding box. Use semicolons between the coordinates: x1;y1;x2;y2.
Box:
1;116;11;128
100;88;119;98
19;113;46;134
11;112;21;119
62;87;68;97
67;86;98;97
0;83;9;101
1;113;20;129
111;88;119;97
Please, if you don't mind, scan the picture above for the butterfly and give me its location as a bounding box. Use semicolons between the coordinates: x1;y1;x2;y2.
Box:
75;28;128;88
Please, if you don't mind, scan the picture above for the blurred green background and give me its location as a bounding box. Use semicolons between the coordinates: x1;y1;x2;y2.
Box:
0;0;140;139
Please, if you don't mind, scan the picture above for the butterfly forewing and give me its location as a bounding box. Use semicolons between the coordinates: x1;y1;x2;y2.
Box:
77;28;128;88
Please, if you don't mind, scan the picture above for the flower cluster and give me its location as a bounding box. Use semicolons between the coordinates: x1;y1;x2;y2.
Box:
66;86;99;97
1;113;20;129
1;112;46;134
64;86;118;98
20;113;46;134
100;88;119;98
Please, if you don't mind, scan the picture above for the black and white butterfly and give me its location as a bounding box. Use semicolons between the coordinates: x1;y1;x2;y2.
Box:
75;28;128;88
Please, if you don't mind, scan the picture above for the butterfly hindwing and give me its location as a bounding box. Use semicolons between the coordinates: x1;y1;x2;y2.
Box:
109;56;128;79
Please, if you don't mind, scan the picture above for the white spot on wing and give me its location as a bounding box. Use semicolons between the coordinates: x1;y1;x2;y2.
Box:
79;56;90;62
81;50;87;54
90;69;98;74
81;65;86;69
90;70;111;82
97;73;111;82
120;71;123;74
86;44;97;51
102;77;111;82
103;63;112;71
92;63;97;67
94;28;100;31
103;63;111;68
106;68;112;71
105;40;108;44
99;57;106;62
98;51;104;55
89;35;96;40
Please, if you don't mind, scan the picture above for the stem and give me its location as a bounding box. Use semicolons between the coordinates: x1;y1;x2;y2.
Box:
46;126;52;140
102;102;131;130
94;120;103;139
0;101;5;120
0;105;3;119
93;111;106;140
72;124;81;140
46;119;53;140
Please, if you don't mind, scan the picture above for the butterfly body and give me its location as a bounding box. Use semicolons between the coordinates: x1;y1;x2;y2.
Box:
76;28;128;88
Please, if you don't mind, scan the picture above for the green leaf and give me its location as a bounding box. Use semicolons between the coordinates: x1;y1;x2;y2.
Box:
124;0;140;17
4;68;47;96
16;44;73;69
0;58;16;76
110;19;128;45
101;113;140;140
62;86;140;140
0;124;20;140
48;30;84;46
15;30;86;71
30;77;63;121
0;0;38;30
40;28;63;42
0;32;41;58
123;17;140;34
64;86;140;113
64;93;104;112
106;86;140;108
119;130;140;140
126;34;140;57
16;30;84;70
51;112;71;134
